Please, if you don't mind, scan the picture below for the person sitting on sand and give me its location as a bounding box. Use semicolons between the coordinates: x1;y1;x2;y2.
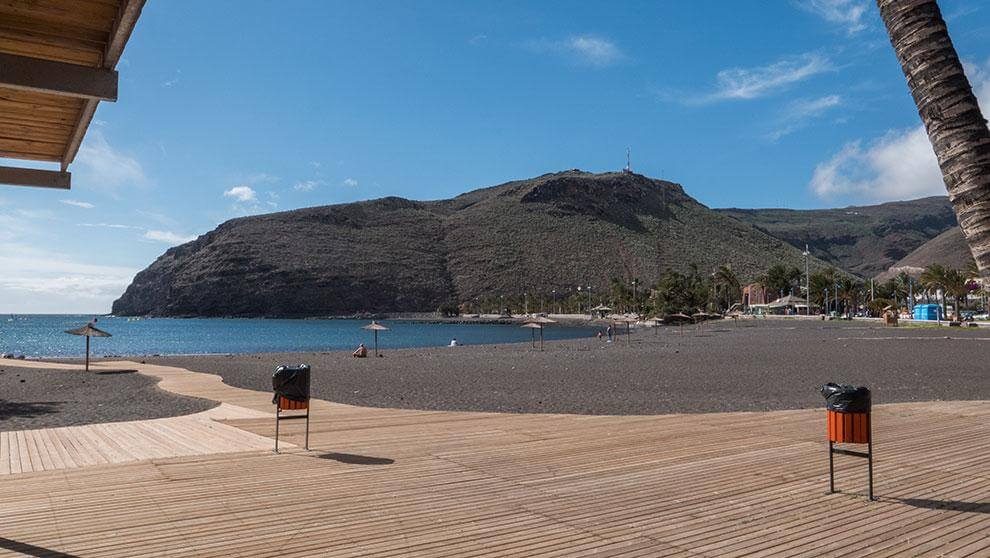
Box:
352;343;367;358
449;338;459;347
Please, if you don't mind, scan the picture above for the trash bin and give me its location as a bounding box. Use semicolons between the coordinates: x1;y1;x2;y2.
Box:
821;383;874;500
822;383;871;444
272;364;311;452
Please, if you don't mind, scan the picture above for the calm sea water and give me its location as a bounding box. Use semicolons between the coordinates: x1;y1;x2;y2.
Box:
0;315;594;358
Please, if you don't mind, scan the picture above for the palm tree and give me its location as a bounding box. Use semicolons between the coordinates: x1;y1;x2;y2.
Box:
878;1;990;275
943;268;970;319
919;263;949;317
712;264;741;311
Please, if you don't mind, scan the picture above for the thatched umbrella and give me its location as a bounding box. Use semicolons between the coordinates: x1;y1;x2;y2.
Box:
521;321;544;350
612;316;637;343
362;321;389;357
64;322;111;371
523;316;556;351
665;313;693;333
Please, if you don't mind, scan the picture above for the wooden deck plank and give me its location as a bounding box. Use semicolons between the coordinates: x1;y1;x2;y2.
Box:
0;359;987;557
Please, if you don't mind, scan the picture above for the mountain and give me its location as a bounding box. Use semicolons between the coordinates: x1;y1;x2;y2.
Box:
717;197;957;278
113;171;828;317
875;226;974;282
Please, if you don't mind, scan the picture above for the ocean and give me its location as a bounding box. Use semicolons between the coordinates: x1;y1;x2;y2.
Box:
0;315;594;358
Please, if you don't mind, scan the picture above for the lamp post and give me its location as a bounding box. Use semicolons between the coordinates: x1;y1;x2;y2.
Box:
824;288;829;315
908;277;914;317
631;279;639;315
552;289;557;315
577;286;582;313
835;282;841;316
803;244;810;315
524;292;529;315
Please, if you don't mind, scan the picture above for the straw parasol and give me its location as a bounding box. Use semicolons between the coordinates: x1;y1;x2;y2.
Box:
590;304;612;318
664;313;693;333
523;316;556;351
612;316;637;343
521;321;545;350
362;321;389;357
64;322;111;371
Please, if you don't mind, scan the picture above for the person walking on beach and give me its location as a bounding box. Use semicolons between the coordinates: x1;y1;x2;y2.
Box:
606;325;613;343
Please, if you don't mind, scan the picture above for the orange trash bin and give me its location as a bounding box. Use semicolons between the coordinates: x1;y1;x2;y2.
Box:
821;383;874;501
826;409;870;444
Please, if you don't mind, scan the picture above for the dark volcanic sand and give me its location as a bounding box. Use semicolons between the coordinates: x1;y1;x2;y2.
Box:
146;320;990;415
0;366;217;430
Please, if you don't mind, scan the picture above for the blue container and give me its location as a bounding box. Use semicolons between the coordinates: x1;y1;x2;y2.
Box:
913;304;942;321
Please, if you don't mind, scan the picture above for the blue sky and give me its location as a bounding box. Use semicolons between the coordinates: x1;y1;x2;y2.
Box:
2;0;989;313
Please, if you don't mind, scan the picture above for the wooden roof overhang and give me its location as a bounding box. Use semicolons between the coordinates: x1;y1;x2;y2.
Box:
0;0;145;189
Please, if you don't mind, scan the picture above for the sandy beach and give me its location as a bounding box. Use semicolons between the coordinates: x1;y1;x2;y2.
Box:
0;365;217;430
140;319;990;416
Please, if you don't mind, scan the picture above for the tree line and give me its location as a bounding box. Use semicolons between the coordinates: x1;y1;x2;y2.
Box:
446;260;985;319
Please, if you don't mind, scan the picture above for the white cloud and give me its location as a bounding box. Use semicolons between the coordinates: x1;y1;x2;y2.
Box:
224;185;257;202
707;53;835;102
75;130;150;194
78;223;141;230
469;34;488;45
342;178;359;187
143;230;197;245
294;180;324;192
810;130;944;201
60;199;95;209
528;35;623;67
163;69;181;88
769;94;842;140
796;0;869;34
810;60;990;203
0;242;138;313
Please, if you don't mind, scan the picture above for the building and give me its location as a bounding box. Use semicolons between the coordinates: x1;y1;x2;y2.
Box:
742;283;768;307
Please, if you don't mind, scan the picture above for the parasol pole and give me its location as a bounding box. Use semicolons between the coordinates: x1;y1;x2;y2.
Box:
85;335;90;371
375;330;379;357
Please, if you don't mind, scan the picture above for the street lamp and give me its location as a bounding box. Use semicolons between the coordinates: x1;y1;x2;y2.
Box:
824;288;829;315
803;244;810;315
834;282;841;316
631;279;639;314
552;289;558;315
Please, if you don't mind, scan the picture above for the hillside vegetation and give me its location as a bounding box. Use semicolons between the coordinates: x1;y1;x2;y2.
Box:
717;197;957;277
114;171;828;317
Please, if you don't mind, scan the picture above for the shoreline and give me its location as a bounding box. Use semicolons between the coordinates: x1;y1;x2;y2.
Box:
144;320;990;416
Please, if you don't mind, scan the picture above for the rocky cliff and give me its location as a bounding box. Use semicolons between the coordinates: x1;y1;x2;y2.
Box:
113;171;830;317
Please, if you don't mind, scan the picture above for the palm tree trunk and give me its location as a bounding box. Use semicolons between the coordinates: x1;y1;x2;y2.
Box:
878;0;990;274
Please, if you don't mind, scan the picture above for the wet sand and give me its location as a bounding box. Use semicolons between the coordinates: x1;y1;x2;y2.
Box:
0;365;217;430
145;319;990;415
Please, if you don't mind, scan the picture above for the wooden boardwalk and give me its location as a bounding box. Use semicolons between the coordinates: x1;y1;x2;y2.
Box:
0;361;987;556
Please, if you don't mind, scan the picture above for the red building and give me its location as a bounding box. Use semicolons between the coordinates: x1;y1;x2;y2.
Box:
742;283;768;307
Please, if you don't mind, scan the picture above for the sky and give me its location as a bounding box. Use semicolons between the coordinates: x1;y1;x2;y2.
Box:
2;0;990;314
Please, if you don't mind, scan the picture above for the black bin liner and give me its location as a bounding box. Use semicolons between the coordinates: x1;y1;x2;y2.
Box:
272;364;311;404
821;383;871;413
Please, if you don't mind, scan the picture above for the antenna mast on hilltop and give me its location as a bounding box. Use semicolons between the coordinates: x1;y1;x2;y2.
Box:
623;147;632;174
